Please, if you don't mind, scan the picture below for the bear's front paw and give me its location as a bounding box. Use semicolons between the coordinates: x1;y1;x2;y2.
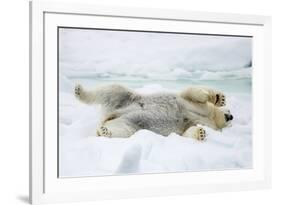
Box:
74;84;83;98
96;126;112;137
192;127;206;141
214;92;226;107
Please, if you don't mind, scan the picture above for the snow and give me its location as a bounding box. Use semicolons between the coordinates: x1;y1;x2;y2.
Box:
59;28;252;81
59;80;252;177
58;28;252;177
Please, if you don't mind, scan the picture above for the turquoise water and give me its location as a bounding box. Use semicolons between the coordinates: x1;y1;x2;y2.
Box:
69;77;252;94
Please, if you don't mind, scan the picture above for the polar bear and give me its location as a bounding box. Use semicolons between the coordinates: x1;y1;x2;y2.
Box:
74;84;233;141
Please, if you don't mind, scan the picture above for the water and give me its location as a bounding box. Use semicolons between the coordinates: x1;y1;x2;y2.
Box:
68;77;252;94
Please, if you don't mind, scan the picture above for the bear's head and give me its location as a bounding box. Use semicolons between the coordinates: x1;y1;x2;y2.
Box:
214;107;233;129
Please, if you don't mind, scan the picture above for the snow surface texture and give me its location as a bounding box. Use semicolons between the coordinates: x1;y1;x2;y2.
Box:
59;82;252;177
58;28;252;177
59;29;252;81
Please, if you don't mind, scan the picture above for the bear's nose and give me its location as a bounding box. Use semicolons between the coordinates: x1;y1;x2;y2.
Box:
224;114;233;122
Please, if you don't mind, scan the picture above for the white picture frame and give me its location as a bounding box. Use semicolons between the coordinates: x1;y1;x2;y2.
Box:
29;1;272;204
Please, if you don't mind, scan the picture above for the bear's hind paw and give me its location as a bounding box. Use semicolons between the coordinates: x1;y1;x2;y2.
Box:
74;84;83;98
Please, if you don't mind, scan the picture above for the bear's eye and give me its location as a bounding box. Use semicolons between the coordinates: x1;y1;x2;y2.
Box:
183;118;188;122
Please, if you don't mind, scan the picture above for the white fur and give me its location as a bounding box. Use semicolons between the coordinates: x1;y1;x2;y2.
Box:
75;84;232;141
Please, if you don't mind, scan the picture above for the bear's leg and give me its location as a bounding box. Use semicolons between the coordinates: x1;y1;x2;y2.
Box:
75;84;140;110
182;126;206;141
75;84;94;104
180;87;209;103
96;118;137;138
203;87;226;107
180;86;226;107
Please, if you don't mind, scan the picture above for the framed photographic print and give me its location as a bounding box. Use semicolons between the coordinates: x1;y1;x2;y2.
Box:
30;1;272;204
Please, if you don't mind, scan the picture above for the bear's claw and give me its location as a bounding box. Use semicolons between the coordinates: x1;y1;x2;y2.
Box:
194;127;206;141
75;84;82;97
215;93;226;107
97;126;112;137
